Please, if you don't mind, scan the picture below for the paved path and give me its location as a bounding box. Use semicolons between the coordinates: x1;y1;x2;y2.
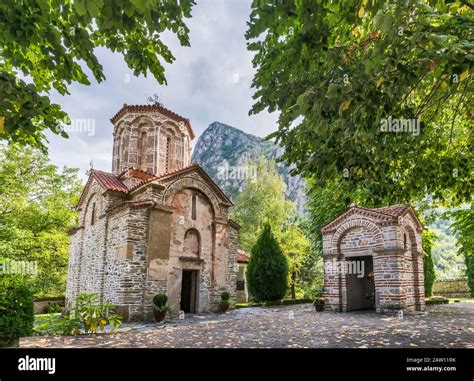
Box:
21;302;474;348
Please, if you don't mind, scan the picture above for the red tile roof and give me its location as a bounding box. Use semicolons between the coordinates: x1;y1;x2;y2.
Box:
117;167;156;181
321;204;423;233
128;163;233;206
373;204;410;217
236;249;250;263
110;103;195;139
91;170;129;193
128;163;199;193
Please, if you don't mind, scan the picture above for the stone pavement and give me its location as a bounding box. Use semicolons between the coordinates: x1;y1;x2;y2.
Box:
21;302;474;348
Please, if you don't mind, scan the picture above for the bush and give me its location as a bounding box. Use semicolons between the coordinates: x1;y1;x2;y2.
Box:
220;291;230;304
42;302;62;314
0;275;34;347
425;296;449;305
153;293;168;308
466;255;474;297
313;297;325;305
422;230;436;297
281;298;312;306
34;293;122;336
152;293;171;314
234;298;312;309
246;223;288;301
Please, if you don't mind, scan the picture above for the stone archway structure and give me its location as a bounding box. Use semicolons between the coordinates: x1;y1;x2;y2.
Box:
321;204;424;313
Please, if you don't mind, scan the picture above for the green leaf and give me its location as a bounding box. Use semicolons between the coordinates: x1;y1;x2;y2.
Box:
74;0;87;16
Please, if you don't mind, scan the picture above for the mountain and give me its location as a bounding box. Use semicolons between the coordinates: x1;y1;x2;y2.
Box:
191;121;306;213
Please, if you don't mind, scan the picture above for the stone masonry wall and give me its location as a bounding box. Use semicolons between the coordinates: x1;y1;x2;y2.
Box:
322;209;424;313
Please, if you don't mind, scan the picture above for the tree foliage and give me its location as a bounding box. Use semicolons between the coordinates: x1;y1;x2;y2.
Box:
305;178;375;253
246;223;288;301
247;0;473;204
278;222;310;299
0;0;195;149
0;143;82;297
230;156;294;252
450;205;474;296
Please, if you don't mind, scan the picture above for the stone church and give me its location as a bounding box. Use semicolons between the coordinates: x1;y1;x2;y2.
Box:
66;103;240;320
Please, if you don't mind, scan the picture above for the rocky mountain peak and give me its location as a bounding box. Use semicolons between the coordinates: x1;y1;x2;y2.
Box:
191;122;306;213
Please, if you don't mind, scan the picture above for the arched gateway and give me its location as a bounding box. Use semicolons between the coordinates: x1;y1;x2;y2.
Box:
321;205;425;313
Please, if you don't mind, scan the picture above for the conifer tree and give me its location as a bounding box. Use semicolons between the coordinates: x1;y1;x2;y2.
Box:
246;223;288;301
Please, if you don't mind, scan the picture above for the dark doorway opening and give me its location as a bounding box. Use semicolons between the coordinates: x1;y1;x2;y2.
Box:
180;270;198;313
346;256;375;311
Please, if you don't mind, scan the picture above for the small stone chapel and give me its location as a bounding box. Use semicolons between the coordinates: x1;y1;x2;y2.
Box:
321;204;425;313
66;103;240;320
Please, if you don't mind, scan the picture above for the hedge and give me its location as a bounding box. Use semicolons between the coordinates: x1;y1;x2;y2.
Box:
432;278;470;298
0;275;34;347
425;297;450;306
235;298;312;309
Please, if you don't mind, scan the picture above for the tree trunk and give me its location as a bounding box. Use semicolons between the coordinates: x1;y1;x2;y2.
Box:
291;272;296;299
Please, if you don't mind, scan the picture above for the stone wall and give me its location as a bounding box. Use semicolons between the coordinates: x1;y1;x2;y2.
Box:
67;107;237;321
322;207;424;313
112;113;192;175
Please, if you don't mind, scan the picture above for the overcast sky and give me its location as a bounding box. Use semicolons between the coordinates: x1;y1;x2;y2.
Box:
45;0;277;181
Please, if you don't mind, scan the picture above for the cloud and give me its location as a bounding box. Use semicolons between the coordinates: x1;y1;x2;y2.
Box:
46;0;278;181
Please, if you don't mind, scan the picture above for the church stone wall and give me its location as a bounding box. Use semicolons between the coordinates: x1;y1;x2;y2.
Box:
322;208;424;314
66;106;237;321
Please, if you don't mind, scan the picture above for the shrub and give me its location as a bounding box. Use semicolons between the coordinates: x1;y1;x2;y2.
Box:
0;275;34;347
246;223;288;301
220;291;230;304
234;298;312;309
313;297;325;305
422;230;436;297
423;251;436;297
282;298;312;305
425;296;449;305
152;293;171;314
466;255;474;297
34;293;122;336
42;302;62;314
153;293;168;308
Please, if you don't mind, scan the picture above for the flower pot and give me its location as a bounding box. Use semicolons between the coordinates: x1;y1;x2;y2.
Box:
314;303;324;312
154;310;167;322
219;303;230;313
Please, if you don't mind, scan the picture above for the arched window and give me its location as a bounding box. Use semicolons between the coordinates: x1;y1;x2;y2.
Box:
165;136;171;172
191;194;197;220
120;128;130;171
91;202;96;226
138;131;147;169
183;229;200;257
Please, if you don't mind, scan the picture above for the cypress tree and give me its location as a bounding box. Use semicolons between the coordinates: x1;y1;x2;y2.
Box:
246;223;288;301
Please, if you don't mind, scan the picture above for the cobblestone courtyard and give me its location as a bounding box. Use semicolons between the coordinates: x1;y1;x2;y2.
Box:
21;302;474;348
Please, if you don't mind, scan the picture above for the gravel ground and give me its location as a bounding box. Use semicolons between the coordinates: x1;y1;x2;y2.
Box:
20;302;474;348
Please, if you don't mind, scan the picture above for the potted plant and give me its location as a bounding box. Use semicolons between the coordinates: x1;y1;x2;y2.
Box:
153;293;171;322
219;291;231;313
313;297;325;312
